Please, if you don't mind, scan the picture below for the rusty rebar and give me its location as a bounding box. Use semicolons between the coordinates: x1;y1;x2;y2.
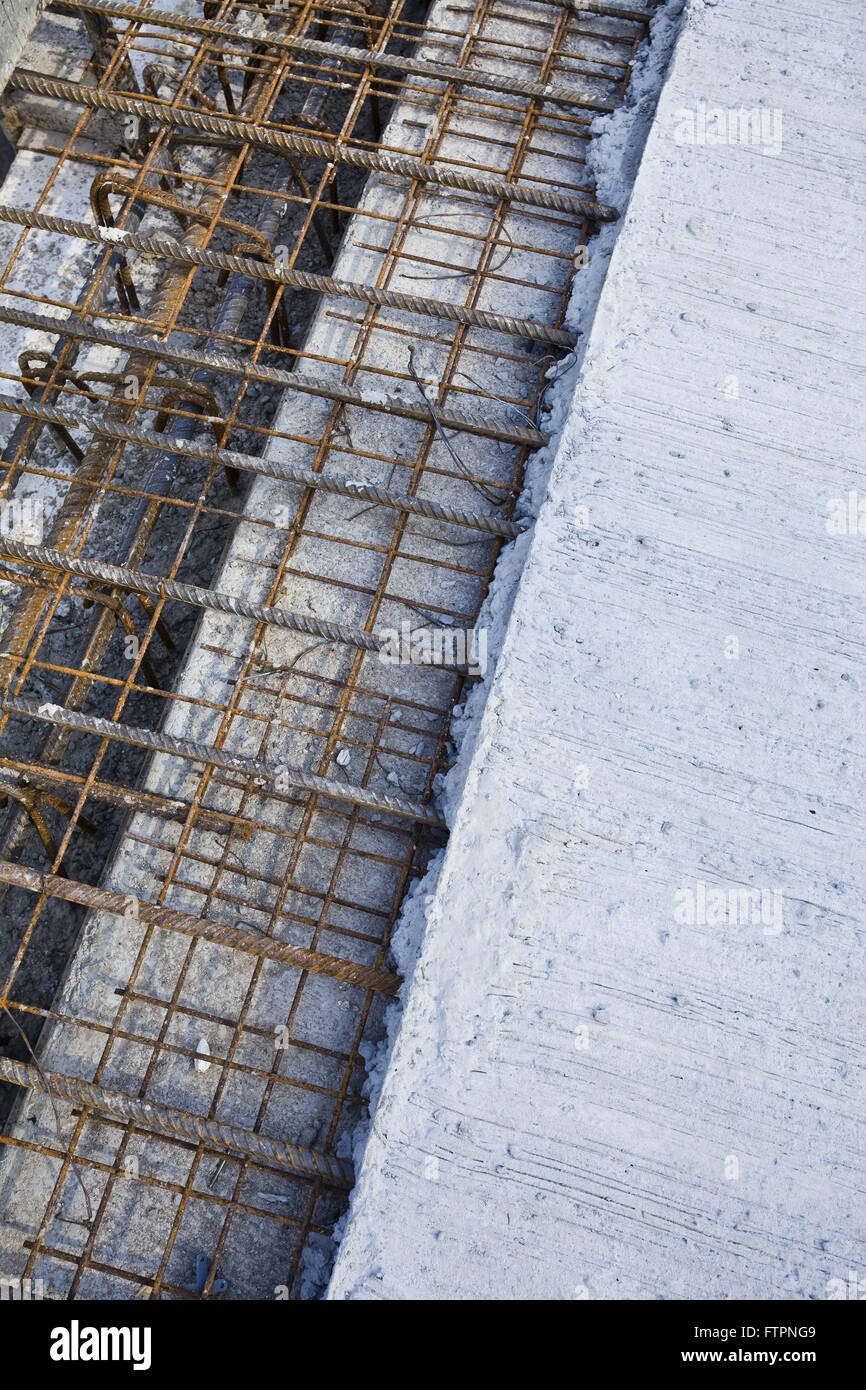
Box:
0;537;386;649
5;71;618;222
0;202;578;346
0;535;464;660
0;395;526;537
0;861;402;993
0;305;547;448
0;43;290;875
64;0;619;110
0;759;251;838
524;0;653;19
1;695;447;827
0;1056;354;1185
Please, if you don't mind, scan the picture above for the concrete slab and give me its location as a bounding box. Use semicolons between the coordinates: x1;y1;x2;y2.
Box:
329;0;866;1300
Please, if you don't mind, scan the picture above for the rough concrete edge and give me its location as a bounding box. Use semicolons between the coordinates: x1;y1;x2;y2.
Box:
327;0;697;1293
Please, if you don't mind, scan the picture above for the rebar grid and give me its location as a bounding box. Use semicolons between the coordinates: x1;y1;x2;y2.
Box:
0;0;654;1298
